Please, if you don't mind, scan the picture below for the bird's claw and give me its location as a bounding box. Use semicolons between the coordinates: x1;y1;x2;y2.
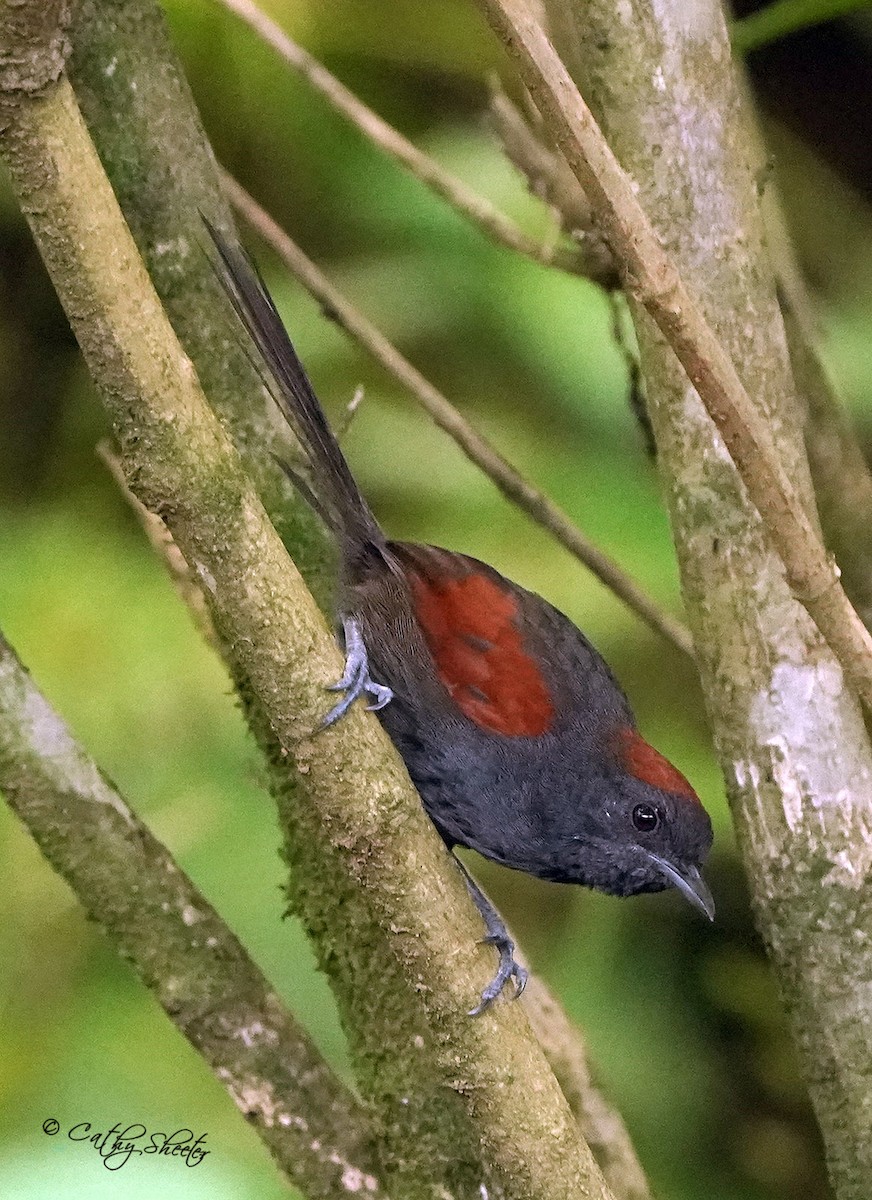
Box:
468;933;528;1016
365;683;393;712
322;615;393;727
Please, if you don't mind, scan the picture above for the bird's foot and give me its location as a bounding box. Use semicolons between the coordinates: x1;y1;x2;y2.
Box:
323;615;393;727
454;856;527;1016
469;929;528;1016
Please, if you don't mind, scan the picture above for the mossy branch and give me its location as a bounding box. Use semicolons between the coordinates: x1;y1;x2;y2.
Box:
66;0;335;610
0;18;615;1197
0;632;384;1199
529;1;872;1196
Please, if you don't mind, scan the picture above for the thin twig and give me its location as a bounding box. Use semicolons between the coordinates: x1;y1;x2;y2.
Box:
758;166;872;629
731;0;871;55
606;294;652;458
336;384;366;441
785;303;872;630
523;977;652;1200
220;168;694;658
476;0;872;713
487;83;617;288
214;0;603;278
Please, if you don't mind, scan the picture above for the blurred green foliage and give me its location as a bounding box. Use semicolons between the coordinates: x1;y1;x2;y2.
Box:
3;1;870;1197
732;1;872;54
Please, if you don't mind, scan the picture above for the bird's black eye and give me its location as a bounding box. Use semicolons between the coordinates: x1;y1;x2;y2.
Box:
632;804;661;832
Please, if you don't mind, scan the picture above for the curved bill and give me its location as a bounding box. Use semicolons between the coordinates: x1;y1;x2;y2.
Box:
645;852;715;921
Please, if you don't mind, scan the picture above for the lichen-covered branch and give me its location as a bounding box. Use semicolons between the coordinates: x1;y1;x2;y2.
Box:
0;632;384;1199
0;23;612;1195
530;1;872;1195
475;0;872;717
66;0;335;610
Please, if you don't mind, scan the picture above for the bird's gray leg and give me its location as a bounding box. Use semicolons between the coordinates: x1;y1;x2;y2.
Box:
453;854;527;1016
323;615;393;727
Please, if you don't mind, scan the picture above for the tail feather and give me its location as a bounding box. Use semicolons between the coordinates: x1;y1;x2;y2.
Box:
205;219;384;556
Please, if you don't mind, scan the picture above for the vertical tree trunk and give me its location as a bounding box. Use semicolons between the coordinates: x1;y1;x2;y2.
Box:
545;3;872;1195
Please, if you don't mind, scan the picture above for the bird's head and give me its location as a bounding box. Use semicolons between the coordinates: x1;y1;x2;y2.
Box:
562;725;714;918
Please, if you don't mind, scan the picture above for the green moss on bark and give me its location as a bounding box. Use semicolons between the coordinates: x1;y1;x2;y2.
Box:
548;3;872;1195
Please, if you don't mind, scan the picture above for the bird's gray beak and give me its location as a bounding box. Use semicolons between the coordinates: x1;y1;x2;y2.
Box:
645;853;715;921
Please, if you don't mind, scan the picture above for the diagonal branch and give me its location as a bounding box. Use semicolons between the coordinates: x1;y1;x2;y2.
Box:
0;631;384;1199
221;169;693;658
0;29;613;1192
66;0;336;613
475;0;872;715
98;440;655;1200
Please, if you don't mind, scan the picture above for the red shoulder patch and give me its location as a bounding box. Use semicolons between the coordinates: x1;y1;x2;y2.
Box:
407;561;554;737
614;727;700;804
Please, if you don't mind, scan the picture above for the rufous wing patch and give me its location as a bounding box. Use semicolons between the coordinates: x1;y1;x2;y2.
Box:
407;564;554;736
614;727;700;803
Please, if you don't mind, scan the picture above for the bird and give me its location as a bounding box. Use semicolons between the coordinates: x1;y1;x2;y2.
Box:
207;224;714;1014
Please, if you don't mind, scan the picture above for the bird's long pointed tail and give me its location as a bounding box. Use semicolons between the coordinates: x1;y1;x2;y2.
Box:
206;220;384;558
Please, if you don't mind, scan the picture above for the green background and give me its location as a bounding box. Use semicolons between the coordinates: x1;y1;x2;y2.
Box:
3;1;872;1197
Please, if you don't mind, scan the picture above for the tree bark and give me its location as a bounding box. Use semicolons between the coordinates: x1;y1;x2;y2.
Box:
540;1;872;1195
0;12;614;1194
0;633;385;1200
67;0;335;609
